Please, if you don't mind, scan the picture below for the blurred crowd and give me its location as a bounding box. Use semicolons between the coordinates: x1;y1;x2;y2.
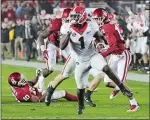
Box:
1;0;149;73
1;0;85;62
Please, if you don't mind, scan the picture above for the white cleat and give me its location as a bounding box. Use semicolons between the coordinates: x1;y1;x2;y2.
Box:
109;90;120;99
36;69;42;76
127;104;140;112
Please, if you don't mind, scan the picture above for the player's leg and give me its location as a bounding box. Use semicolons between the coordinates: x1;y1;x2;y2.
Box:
90;53;133;98
140;37;149;73
45;56;76;106
42;43;57;78
75;61;90;114
51;90;78;101
85;69;104;107
104;54;118;89
117;50;139;112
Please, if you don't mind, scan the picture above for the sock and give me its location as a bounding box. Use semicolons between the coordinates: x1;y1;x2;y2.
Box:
64;91;78;101
85;90;93;97
129;98;138;106
115;86;120;91
77;88;85;109
51;90;65;100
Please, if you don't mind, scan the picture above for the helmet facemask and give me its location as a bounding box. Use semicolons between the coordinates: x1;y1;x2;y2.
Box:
69;11;86;24
17;74;27;87
93;16;105;27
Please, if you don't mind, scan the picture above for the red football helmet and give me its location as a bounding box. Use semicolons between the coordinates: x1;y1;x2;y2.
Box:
62;8;72;22
8;72;27;87
92;8;108;26
69;6;87;24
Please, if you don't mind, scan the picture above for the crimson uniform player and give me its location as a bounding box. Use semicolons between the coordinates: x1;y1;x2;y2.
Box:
85;8;139;112
37;8;72;78
8;70;78;102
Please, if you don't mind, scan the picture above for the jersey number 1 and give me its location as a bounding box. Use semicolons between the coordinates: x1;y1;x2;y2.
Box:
79;37;85;49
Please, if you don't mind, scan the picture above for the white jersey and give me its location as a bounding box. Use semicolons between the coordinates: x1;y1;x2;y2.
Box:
60;22;71;35
69;21;99;62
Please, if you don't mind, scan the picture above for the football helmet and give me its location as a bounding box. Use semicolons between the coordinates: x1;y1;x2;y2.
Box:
62;8;72;23
69;6;87;24
8;72;27;87
92;8;108;26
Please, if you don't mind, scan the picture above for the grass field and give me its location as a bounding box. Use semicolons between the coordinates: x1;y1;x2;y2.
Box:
1;64;149;119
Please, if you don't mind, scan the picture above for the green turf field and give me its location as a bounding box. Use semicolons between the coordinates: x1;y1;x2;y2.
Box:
1;64;149;119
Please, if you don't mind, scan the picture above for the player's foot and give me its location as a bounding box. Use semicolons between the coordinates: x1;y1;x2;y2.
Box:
121;88;133;98
127;104;140;112
77;106;85;115
109;90;120;99
45;86;55;106
84;94;96;107
42;68;53;78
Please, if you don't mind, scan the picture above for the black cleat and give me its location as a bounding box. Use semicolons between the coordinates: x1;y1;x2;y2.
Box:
42;68;53;78
77;106;85;115
45;86;54;106
84;94;96;107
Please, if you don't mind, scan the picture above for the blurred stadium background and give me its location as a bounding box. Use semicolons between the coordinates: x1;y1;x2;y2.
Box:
1;0;149;119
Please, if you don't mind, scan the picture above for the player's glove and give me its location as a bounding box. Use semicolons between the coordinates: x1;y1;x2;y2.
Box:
36;69;42;76
41;45;49;60
42;49;49;60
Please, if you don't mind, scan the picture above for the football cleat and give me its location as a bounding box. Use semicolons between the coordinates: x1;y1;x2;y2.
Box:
127;104;140;112
109;90;120;99
77;106;85;115
42;68;53;78
84;94;96;107
45;86;55;106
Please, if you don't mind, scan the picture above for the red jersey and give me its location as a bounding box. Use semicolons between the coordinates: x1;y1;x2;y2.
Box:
100;23;126;57
11;84;42;102
48;18;62;47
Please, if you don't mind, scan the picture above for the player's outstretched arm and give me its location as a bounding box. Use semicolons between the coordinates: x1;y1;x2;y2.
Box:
125;6;135;18
59;32;71;50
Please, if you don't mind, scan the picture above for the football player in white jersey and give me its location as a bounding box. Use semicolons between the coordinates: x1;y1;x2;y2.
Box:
125;6;149;73
44;9;104;108
45;6;133;114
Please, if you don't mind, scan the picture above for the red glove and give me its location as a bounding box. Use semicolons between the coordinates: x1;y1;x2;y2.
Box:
42;49;49;60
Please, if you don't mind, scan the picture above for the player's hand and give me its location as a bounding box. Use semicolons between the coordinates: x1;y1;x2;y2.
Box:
42;49;49;60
